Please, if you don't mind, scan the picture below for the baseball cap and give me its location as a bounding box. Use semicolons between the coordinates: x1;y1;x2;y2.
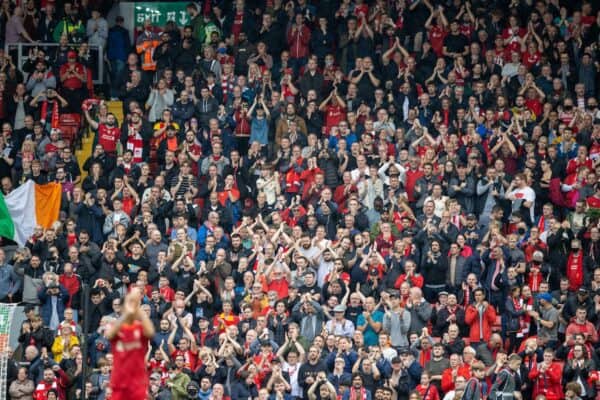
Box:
333;305;347;313
532;251;544;262
150;372;161;381
67;50;77;59
536;292;552;303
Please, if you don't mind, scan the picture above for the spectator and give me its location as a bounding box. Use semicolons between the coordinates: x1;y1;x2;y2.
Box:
145;79;174;123
86;10;108;49
528;348;563;400
58;51;86;114
32;368;68;400
5;6;35;44
9;367;35;400
0;3;600;400
38;281;69;331
106;16;130;100
464;288;497;347
0;248;21;302
53;4;85;43
135;20;159;81
50;325;78;363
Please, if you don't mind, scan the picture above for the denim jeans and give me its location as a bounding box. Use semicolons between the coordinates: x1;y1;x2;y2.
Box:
109;59;125;98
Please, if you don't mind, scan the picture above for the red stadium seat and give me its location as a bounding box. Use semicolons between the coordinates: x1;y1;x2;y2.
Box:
492;316;502;332
59;113;82;148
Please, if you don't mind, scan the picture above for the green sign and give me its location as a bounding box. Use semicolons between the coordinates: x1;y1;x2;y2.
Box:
134;2;190;27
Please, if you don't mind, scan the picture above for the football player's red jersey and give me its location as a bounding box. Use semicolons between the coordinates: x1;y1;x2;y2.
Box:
110;321;149;400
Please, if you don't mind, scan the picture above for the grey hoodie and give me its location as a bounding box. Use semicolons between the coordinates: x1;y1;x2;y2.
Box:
383;308;411;348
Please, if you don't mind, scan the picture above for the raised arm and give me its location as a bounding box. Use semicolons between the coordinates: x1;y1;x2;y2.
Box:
83;109;99;130
334;90;346;109
319;91;333;111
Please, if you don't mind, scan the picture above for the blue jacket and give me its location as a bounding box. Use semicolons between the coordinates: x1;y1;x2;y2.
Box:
37;285;70;327
326;350;358;373
231;382;258;400
0;263;21;300
74;203;105;245
107;25;131;61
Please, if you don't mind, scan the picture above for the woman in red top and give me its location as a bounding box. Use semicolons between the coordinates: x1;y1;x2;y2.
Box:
415;372;440;400
394;261;424;289
456;235;473;258
218;175;241;207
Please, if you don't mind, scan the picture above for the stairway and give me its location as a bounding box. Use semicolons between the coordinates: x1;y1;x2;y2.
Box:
75;100;124;183
107;101;124;125
75;126;93;182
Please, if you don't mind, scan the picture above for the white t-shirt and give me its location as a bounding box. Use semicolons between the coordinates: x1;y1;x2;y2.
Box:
283;361;302;397
509;186;536;222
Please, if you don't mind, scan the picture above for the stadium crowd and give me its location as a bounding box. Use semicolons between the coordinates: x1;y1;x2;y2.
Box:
1;0;600;399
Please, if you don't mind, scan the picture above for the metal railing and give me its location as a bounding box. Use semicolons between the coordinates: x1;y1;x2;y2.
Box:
4;42;104;84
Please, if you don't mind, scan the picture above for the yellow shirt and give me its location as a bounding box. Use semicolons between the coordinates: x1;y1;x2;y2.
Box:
51;335;80;362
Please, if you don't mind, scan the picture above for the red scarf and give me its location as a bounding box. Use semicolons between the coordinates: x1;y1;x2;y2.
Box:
537;215;545;232
462;288;470;307
349;387;367;400
447;306;457;316
126;124;144;163
567;251;584;291
528;265;543;292
41;100;60;129
419;348;432;367
451;215;461;229
512;297;522;313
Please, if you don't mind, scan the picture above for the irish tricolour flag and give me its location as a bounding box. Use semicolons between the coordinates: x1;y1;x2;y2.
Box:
0;180;62;246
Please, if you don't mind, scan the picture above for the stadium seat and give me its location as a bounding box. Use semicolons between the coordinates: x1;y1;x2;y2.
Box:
59;114;82;148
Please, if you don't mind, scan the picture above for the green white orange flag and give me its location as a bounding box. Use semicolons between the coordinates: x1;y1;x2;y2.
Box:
0;180;62;246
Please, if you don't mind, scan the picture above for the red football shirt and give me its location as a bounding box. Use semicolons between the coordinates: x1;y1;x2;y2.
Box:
429;25;447;57
59;62;85;90
110;321;149;394
325;105;345;134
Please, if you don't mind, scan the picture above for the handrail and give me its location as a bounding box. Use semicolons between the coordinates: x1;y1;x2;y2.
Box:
4;42;104;84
